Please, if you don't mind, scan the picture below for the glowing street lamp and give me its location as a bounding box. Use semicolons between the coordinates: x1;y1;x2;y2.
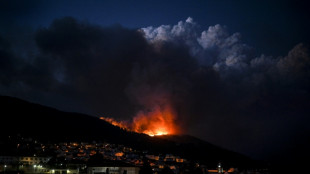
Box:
218;162;223;173
33;164;37;173
4;165;7;174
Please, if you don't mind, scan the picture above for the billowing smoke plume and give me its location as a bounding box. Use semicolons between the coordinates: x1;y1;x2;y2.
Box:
0;17;309;159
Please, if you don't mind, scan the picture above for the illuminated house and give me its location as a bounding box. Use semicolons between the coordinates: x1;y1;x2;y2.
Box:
164;154;175;162
0;156;51;174
0;156;51;165
50;168;79;174
88;166;139;174
87;159;140;174
145;155;159;161
19;156;51;165
175;157;185;163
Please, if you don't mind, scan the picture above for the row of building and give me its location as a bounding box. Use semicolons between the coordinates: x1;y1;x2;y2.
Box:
0;155;238;174
0;156;139;174
0;156;51;165
0;136;240;174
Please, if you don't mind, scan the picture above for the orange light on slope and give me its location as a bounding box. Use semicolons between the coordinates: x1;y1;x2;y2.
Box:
99;105;178;137
132;105;177;136
99;117;129;131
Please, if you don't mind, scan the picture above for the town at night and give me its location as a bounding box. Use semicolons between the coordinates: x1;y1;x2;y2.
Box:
1;0;310;173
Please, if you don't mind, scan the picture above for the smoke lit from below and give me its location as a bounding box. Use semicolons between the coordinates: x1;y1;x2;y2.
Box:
100;104;179;137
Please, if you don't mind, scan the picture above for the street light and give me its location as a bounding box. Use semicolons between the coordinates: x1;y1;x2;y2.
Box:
33;164;37;173
4;165;7;174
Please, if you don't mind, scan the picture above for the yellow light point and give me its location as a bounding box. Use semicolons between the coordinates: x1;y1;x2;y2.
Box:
155;132;167;136
146;130;168;137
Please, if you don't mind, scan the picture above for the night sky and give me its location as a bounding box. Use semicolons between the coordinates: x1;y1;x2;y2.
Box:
1;0;310;162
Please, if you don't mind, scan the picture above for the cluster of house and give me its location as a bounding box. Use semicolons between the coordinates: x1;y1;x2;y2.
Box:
49;142;189;173
0;139;238;174
53;142;140;162
0;155;136;174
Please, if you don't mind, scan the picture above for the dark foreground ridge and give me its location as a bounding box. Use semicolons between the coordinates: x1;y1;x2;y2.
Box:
0;95;265;169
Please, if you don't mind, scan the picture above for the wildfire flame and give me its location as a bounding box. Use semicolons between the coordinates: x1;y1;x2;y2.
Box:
99;105;178;137
99;117;129;130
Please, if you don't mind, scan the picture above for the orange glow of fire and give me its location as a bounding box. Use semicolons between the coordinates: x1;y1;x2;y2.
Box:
99;117;129;131
132;105;177;136
99;105;178;137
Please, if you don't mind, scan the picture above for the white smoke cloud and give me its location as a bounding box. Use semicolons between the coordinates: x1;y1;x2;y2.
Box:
277;43;310;76
142;17;197;43
141;17;252;76
141;17;310;85
198;24;228;49
142;25;172;42
141;17;200;55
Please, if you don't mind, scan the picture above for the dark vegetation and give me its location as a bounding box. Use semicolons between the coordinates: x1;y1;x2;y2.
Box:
0;95;266;169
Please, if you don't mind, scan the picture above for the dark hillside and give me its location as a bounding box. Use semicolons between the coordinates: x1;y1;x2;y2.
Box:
0;95;261;169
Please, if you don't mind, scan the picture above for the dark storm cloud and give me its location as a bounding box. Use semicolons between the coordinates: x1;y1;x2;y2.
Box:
33;17;150;117
142;17;310;158
32;17;202;122
1;17;310;160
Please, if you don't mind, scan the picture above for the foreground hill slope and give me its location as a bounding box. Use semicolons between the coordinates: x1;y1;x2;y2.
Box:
0;95;259;168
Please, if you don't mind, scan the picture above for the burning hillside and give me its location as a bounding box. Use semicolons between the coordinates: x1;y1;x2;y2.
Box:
100;104;179;136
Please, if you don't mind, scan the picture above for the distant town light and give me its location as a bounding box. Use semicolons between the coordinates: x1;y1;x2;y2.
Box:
4;165;7;168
